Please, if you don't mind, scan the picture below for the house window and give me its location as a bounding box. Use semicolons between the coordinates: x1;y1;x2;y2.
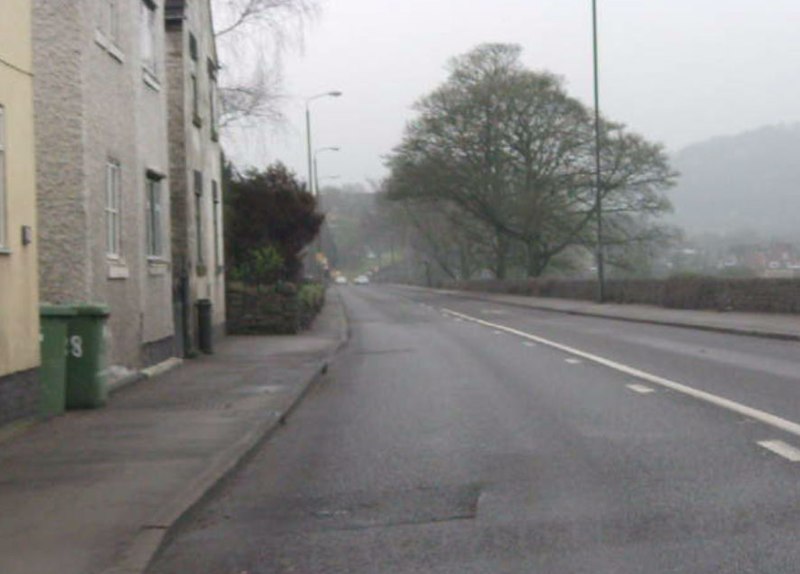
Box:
140;0;158;75
189;33;198;61
191;73;200;126
194;170;204;265
207;59;218;136
105;161;122;256
0;106;6;249
145;174;163;257
101;0;120;44
208;79;216;131
212;180;221;267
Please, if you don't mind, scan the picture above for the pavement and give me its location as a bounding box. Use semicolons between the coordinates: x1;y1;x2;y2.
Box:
0;288;348;574
416;285;800;341
148;285;800;574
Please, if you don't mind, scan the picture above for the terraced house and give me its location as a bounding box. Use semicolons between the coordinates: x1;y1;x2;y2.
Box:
165;0;226;356
0;0;41;428
34;0;176;380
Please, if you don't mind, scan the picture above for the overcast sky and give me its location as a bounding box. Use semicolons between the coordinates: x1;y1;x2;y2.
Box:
224;0;800;189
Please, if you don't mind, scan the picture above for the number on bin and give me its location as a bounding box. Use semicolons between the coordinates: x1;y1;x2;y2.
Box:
70;335;83;358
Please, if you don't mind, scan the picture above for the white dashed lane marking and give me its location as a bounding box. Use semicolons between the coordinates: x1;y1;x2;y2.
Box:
440;307;800;443
627;384;655;394
565;358;582;365
758;440;800;462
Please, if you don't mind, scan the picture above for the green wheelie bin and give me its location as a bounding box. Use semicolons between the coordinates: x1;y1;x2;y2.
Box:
65;304;110;409
39;304;77;417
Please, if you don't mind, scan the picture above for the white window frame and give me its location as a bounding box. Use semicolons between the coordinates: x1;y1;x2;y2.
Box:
0;106;6;250
140;0;158;76
105;160;122;257
145;175;163;257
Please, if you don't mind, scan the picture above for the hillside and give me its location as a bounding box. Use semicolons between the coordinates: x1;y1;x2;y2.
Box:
669;123;800;239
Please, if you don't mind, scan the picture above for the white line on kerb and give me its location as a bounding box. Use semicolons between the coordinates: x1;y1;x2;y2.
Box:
627;384;655;394
758;440;800;462
441;307;800;440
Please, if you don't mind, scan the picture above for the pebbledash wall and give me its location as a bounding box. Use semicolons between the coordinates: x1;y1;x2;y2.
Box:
34;0;175;377
165;0;226;357
0;0;41;426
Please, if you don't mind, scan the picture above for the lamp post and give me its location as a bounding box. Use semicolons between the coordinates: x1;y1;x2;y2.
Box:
313;146;340;279
314;146;340;200
304;91;342;196
592;0;605;302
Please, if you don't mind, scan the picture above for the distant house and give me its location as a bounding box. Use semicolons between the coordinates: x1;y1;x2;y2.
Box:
165;0;226;356
0;0;41;427
33;0;176;377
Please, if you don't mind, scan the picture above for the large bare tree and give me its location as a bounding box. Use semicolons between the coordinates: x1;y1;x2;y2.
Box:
386;43;677;279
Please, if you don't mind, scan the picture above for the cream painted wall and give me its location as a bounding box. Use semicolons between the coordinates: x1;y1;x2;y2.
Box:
0;0;40;377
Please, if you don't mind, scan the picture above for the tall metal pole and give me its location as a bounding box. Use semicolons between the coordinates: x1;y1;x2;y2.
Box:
313;147;340;278
592;0;605;303
314;154;323;276
305;105;314;196
313;155;320;200
303;92;342;279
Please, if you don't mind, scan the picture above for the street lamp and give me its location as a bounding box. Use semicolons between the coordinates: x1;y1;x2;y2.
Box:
313;146;340;279
592;0;605;302
305;91;342;196
314;146;340;200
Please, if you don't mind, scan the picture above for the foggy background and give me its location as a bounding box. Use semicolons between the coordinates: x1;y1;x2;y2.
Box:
224;0;800;186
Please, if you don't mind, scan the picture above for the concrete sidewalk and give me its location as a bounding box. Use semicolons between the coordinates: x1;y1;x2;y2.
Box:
0;290;348;574
410;285;800;341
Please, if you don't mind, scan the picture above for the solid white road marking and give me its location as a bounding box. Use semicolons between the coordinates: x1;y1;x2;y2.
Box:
627;384;655;394
758;440;800;462
565;358;582;365
441;307;800;440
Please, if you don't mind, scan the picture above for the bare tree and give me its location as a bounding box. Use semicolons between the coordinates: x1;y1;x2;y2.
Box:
212;0;319;128
386;43;677;279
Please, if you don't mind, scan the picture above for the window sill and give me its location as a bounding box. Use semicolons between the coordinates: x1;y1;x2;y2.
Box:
193;114;203;128
142;68;161;92
147;258;170;275
108;259;129;280
94;30;125;64
0;247;11;256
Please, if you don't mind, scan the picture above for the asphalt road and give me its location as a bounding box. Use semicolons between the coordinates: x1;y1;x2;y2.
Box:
150;285;800;573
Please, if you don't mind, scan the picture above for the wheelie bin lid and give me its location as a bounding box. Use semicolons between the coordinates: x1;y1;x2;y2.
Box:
72;303;111;317
40;304;78;317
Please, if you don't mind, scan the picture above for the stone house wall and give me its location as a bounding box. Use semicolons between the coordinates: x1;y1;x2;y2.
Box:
165;0;226;356
34;0;175;375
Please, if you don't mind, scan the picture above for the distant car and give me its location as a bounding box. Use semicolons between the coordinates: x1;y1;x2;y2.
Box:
334;276;348;285
353;275;370;285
